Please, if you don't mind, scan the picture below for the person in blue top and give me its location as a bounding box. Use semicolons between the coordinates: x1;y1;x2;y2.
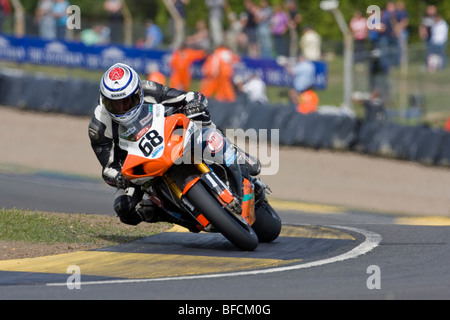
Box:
53;0;70;40
144;19;163;49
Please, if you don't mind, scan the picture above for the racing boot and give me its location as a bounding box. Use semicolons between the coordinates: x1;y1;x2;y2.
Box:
135;199;164;223
251;176;272;207
137;196;202;233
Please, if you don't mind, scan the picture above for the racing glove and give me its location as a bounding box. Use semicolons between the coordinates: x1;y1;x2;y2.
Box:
115;173;130;190
183;92;208;117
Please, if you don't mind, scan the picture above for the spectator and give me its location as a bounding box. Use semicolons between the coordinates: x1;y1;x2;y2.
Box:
206;0;226;47
420;5;448;71
286;0;302;58
173;0;189;27
271;4;290;57
395;1;409;67
256;0;273;58
173;0;189;18
350;10;368;63
292;55;316;92
419;4;437;48
243;0;259;57
299;25;321;61
0;0;11;33
200;45;240;102
103;0;124;44
368;49;389;96
225;11;245;54
378;1;400;67
81;24;110;46
427;14;449;72
144;20;163;49
287;54;316;108
236;74;269;104
353;89;386;122
53;0;70;40
185;20;211;51
147;63;166;86
35;0;56;40
296;89;319;114
169;43;206;90
171;0;189;48
445;116;450;132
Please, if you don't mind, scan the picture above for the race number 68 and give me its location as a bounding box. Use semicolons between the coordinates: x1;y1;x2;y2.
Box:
139;130;163;157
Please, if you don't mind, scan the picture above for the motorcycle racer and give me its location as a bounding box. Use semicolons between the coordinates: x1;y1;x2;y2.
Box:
88;63;261;226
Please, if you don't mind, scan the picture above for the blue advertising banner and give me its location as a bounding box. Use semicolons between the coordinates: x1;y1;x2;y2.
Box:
0;35;327;89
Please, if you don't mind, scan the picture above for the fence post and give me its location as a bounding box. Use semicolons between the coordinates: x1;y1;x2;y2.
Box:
10;0;25;37
121;0;133;46
162;0;185;50
320;1;354;110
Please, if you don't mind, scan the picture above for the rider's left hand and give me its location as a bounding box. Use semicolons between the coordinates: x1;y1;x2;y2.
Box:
183;93;208;117
115;173;130;190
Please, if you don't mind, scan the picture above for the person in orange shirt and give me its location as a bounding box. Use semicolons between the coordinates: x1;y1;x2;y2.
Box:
200;45;240;103
297;89;319;114
169;44;206;91
147;63;166;85
445;116;450;132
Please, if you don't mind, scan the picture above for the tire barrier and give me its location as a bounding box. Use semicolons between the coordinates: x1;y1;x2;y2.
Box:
0;69;99;116
219;99;360;150
436;134;450;167
1;70;449;168
355;120;450;166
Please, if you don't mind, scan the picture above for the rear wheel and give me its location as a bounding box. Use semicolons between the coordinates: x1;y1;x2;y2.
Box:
252;200;282;243
185;183;259;251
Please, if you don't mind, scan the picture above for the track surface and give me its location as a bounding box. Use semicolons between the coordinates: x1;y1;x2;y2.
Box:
1;172;449;300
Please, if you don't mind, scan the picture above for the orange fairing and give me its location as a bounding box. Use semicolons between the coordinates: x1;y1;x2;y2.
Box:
182;177;200;195
122;114;192;180
241;179;256;225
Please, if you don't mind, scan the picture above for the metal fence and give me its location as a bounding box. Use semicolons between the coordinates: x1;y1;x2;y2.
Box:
351;42;449;126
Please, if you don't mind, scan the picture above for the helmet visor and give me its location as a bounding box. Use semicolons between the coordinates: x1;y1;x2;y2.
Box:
102;91;142;116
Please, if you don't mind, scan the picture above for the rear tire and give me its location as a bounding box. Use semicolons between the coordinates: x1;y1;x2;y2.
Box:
252;200;282;243
185;183;259;251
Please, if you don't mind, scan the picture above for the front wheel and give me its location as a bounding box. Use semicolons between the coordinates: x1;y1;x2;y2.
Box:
185;183;259;251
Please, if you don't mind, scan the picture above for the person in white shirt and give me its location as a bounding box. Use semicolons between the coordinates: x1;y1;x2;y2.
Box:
241;74;269;104
299;25;321;61
428;15;449;70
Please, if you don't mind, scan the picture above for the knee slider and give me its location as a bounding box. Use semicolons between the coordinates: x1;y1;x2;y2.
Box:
113;195;141;226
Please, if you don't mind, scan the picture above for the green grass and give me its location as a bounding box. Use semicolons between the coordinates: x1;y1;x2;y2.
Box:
0;209;171;247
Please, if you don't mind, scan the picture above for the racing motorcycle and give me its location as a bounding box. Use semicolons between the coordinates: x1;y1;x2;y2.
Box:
119;103;281;251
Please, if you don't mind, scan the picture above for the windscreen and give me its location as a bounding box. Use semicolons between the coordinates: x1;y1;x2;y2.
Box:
119;104;154;142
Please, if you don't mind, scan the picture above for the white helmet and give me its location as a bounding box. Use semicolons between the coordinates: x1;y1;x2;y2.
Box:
100;63;143;124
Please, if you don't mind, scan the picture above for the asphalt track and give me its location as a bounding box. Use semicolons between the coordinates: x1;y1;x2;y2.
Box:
1;171;450;300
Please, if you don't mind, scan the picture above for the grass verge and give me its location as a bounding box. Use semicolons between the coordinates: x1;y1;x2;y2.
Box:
0;209;172;260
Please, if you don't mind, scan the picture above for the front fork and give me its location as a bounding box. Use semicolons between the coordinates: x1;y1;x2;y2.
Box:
163;163;209;199
162;163;253;229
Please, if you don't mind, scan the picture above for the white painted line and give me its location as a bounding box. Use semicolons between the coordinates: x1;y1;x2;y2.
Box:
46;225;382;287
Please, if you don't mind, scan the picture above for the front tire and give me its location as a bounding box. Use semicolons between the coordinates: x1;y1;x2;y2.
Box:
185;183;259;251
